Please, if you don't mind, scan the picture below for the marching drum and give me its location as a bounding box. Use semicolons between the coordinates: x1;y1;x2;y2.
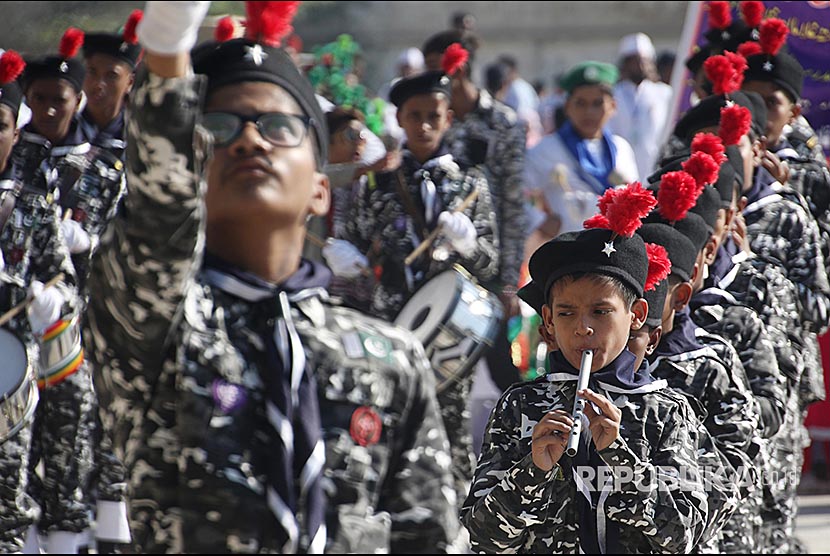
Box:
38;314;84;389
395;266;503;393
0;328;38;443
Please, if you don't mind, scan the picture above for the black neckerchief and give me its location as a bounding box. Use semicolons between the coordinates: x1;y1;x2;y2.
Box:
654;307;705;358
22;117;86;148
745;166;777;207
548;348;658;392
79;107;126;153
201;253;328;552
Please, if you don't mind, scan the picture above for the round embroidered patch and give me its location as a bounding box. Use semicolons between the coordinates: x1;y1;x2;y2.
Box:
350;406;382;447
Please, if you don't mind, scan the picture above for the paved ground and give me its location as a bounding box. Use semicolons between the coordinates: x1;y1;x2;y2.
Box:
795;494;830;553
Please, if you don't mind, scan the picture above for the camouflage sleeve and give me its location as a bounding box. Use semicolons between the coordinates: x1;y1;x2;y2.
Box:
342;177;376;257
385;343;461;553
455;168;499;284
598;408;708;553
460;389;562;552
782;207;830;333
722;307;786;437
701;359;759;483
697;304;787;439
492;120;527;289
85;68;207;407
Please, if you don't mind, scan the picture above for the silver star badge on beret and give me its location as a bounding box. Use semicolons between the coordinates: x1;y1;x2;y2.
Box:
59;61;68;73
440;75;450;85
724;99;735;107
244;44;267;66
763;60;774;71
602;242;616;257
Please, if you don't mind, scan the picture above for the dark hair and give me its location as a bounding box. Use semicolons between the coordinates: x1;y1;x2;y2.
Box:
421;29;479;71
498;54;518;71
484;62;507;95
325;106;364;140
548;272;638;309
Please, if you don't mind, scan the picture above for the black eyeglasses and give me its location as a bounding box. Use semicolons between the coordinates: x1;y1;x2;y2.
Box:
202;111;312;148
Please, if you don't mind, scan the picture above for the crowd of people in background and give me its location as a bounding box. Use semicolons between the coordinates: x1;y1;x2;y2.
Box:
0;0;828;554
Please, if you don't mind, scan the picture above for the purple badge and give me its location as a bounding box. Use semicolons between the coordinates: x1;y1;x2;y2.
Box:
394;215;406;232
212;379;248;413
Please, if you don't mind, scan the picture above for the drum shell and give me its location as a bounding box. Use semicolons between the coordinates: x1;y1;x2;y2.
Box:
395;268;503;392
38;314;84;388
0;329;38;444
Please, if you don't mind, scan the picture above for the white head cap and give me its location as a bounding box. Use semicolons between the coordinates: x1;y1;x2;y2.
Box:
618;33;656;60
397;47;425;70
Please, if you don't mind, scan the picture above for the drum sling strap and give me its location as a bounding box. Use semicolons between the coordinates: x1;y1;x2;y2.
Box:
394;169;433;264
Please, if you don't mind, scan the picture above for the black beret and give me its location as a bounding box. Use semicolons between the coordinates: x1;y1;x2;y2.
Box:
637;221;700;281
685;44;712;74
389;70;452;108
22;56;85;92
0;80;23;118
647;150;690;185
705;20;752;53
83;33;143;69
644;278;669;327
674;90;765;143
529;229;648;302
689;185;721;233
714;153;739;207
192;38;328;168
517;279;547;316
744;51;803;102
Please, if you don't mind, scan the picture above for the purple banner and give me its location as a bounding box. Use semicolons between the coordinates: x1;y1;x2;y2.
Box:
673;1;830;159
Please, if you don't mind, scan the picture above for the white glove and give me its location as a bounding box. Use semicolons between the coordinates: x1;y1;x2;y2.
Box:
95;500;132;543
322;239;369;279
137;1;212;55
27;280;64;336
438;211;478;252
46;531;82;554
61;219;91;254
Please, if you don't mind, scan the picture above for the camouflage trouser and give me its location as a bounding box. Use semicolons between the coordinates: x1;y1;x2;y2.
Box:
0;421;40;552
437;371;476;510
28;362;96;533
759;392;810;554
84;393;128;504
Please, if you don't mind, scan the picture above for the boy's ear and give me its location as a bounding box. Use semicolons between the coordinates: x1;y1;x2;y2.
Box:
672;282;693;311
647;325;662;355
541;303;555;337
631;298;647;330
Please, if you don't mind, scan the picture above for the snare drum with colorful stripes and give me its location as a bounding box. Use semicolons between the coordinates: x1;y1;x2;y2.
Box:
37;315;84;388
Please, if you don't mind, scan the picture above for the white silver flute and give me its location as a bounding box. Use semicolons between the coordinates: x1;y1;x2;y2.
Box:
565;349;593;457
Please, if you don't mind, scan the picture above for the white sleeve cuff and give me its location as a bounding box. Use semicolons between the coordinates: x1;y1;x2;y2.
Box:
46;531;82;554
95;500;132;543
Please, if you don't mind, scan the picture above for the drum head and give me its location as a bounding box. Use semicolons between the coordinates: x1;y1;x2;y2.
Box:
0;329;27;398
394;270;461;345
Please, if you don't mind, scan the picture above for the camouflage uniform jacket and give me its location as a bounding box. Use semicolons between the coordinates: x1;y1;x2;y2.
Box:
778;116;830;261
0;168;83;546
461;372;710;553
744;181;830;406
690;292;787;439
444;90;527;291
316;300;460;554
647;320;762;552
343;147;499;321
85;70;459;553
743;180;830;333
646;315;761;489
